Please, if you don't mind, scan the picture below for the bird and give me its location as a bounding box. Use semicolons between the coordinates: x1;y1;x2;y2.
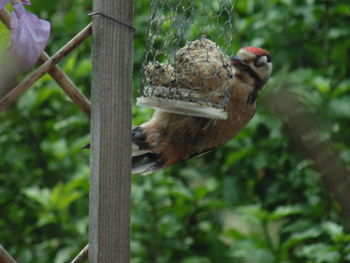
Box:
132;46;272;175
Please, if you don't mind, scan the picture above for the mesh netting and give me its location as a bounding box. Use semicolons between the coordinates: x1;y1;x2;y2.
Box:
137;0;235;119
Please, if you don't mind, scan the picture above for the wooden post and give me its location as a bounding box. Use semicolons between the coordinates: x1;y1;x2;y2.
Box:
89;0;133;261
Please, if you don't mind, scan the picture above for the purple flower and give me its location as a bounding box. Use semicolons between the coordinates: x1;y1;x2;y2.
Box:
0;0;30;9
20;0;31;5
0;0;10;9
10;2;50;72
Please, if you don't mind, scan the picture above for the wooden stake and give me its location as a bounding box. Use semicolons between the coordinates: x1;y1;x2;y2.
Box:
89;0;133;261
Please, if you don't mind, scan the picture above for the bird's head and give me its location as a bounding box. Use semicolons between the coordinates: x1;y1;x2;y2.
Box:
231;47;272;83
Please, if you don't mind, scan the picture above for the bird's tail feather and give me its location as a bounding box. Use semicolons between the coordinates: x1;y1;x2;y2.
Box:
132;153;163;175
82;126;161;174
132;143;149;157
131;126;163;175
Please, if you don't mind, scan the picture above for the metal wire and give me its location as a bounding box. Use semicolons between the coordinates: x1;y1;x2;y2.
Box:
89;12;136;31
139;0;236;117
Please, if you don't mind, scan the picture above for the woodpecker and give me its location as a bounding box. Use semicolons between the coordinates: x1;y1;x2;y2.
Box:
133;46;272;174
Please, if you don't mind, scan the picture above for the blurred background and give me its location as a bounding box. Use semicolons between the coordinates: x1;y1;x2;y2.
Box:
1;0;350;262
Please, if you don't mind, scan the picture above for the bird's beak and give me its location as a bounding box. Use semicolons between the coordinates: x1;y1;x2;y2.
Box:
231;55;244;65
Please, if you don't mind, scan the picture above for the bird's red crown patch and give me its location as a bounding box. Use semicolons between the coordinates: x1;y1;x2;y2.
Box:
244;47;269;56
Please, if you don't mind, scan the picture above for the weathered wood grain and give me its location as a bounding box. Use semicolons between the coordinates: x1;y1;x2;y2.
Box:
89;0;133;262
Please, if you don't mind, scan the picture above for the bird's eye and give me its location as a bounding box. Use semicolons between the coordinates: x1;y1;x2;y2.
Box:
254;55;267;67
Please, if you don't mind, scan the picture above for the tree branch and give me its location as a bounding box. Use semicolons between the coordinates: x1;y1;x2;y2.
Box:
71;244;88;263
0;20;92;114
0;244;17;263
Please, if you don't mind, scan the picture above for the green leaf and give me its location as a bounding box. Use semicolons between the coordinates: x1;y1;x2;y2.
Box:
0;23;10;54
328;96;350;118
282;228;322;251
296;243;341;263
269;205;303;220
322;221;344;242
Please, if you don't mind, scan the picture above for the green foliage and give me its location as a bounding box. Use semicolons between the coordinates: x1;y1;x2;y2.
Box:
1;0;350;262
0;22;10;54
